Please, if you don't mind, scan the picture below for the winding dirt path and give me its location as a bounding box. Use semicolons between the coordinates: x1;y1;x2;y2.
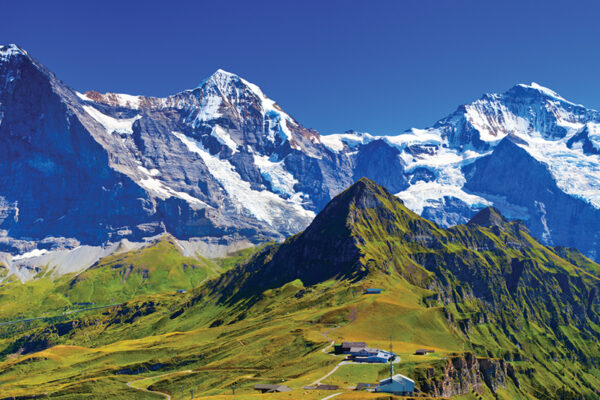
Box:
126;380;171;400
320;392;342;400
126;370;193;399
309;360;351;387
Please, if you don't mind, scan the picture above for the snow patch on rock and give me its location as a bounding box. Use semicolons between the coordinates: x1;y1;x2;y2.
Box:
211;125;239;153
172;131;314;225
138;176;208;208
12;249;48;261
82;105;141;134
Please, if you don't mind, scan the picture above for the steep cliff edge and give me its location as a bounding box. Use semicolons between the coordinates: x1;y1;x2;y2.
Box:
414;353;519;397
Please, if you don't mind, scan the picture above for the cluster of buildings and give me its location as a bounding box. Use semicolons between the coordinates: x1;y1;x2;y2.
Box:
335;341;395;363
337;340;415;396
254;338;416;397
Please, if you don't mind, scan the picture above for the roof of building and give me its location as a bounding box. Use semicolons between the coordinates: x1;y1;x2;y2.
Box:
379;374;415;385
341;341;367;348
316;384;339;390
254;384;292;392
352;346;379;353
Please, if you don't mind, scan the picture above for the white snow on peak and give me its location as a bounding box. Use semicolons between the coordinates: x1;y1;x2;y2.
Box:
204;69;239;87
528;82;561;98
516;82;581;106
172;131;314;225
201;69;265;99
195;69;296;145
463;101;530;142
0;44;27;59
320;132;374;153
82;105;141;134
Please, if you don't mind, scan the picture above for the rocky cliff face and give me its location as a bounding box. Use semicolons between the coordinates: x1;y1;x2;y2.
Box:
415;353;518;397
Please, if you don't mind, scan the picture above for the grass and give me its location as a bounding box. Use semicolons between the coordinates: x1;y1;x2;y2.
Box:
0;272;535;399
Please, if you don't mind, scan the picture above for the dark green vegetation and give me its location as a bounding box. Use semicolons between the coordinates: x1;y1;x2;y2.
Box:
0;179;598;399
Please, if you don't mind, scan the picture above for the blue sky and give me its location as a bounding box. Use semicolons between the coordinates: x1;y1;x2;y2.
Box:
2;0;600;135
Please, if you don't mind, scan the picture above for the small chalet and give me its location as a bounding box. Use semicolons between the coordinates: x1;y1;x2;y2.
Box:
254;384;292;393
375;374;415;395
336;341;367;354
364;288;382;294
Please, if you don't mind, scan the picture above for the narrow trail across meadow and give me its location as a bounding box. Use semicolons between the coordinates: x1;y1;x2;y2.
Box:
126;380;171;400
126;370;193;399
319;392;342;400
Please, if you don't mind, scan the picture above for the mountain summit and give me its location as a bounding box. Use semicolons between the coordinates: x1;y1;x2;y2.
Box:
3;45;600;270
468;207;508;228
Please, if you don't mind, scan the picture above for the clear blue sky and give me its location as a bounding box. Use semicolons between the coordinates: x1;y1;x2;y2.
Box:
2;0;600;135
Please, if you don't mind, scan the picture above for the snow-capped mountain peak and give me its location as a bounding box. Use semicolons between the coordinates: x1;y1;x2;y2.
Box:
0;44;28;59
521;81;562;96
174;69;306;152
198;68;244;91
514;82;579;106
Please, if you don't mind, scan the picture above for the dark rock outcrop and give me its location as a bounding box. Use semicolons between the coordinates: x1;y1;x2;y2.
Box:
415;353;517;397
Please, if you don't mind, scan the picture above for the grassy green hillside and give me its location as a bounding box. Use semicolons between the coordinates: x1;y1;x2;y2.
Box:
0;179;597;399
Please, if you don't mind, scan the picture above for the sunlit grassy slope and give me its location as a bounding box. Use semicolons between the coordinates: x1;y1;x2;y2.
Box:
0;237;262;323
0;179;598;399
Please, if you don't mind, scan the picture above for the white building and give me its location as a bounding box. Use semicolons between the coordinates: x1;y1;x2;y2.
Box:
375;374;415;395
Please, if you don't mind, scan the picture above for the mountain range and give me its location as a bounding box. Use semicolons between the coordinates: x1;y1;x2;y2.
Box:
0;178;597;399
3;43;600;278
